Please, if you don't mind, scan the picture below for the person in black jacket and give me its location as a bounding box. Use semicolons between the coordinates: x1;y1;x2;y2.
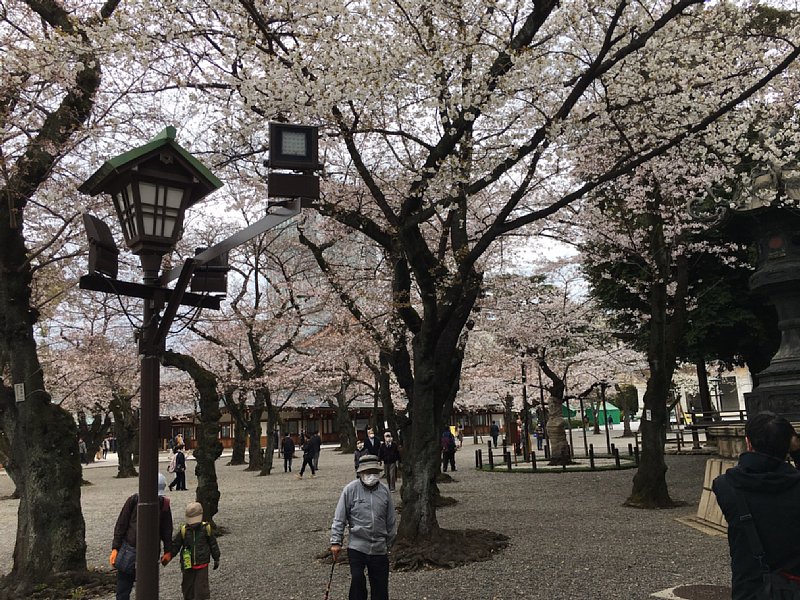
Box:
489;421;500;448
364;427;379;455
354;439;368;475
169;445;187;491
311;431;322;471
282;433;295;473
378;432;401;491
712;411;800;600
110;473;173;600
296;434;316;479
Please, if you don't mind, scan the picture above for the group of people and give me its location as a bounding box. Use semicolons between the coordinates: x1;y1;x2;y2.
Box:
78;434;116;465
110;473;220;600
354;427;402;492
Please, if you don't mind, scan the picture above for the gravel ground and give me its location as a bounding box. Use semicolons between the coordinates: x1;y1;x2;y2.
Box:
0;436;731;600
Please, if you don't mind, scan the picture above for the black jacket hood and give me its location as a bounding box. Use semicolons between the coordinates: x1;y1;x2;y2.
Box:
725;451;800;493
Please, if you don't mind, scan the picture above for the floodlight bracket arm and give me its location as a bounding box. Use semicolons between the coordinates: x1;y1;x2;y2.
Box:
160;198;301;285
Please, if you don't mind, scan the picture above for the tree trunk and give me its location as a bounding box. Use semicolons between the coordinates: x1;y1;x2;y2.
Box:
260;403;279;476
77;408;112;464
626;375;673;507
0;268;87;584
537;359;570;465
396;334;446;542
545;396;570;465
622;409;633;437
592;400;602;434
0;3;114;587
626;207;688;508
245;393;265;471
110;392;138;478
378;352;400;438
331;381;357;453
222;389;247;465
230;422;247;465
695;358;714;419
162;351;223;523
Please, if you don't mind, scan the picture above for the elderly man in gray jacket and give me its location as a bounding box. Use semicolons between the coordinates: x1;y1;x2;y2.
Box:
330;454;396;600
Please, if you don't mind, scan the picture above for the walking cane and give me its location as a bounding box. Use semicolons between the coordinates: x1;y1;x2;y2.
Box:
323;555;337;600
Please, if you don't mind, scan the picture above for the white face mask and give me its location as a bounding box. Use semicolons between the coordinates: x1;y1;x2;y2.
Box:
360;473;380;487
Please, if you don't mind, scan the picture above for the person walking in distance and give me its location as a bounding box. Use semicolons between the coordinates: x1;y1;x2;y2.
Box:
330;455;396;600
441;428;457;472
489;421;500;448
378;431;401;492
364;426;379;455
296;433;316;479
311;430;322;471
354;439;369;475
282;433;295;473
169;444;187;491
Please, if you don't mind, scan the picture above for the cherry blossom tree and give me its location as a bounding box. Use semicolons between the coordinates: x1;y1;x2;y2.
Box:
0;0;131;587
122;0;800;556
474;264;642;463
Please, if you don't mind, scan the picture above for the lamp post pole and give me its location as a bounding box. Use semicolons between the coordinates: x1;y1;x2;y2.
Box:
601;381;611;454
521;362;530;462
137;261;164;600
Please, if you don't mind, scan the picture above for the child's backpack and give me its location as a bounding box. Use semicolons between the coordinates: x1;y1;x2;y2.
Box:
180;522;213;540
179;522;213;569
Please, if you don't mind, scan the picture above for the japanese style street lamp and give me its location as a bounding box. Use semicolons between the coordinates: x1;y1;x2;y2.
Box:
79;126;222;600
691;159;800;420
726;163;800;420
78;123;319;598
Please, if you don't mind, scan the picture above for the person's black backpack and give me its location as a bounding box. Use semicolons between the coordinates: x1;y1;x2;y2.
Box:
717;478;800;599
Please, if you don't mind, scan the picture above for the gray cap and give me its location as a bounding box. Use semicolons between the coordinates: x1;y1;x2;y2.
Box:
356;454;382;474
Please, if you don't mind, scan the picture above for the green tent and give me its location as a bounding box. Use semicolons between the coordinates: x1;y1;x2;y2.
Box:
585;403;621;425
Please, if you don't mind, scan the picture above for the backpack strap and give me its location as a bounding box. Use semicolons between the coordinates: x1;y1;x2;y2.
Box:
717;476;770;573
181;522;212;539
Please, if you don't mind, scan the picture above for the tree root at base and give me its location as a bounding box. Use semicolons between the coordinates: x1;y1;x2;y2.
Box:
0;569;116;600
391;528;509;571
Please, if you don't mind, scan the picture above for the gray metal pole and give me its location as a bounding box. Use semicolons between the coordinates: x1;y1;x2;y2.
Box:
136;292;162;600
601;382;611;454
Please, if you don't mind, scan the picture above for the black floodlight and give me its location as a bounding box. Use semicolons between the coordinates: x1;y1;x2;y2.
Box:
268;123;319;171
190;247;229;295
82;213;120;279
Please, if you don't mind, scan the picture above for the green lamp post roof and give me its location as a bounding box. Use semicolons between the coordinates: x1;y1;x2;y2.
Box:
78;126;223;202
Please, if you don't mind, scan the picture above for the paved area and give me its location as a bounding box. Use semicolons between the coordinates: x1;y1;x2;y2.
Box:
0;433;732;599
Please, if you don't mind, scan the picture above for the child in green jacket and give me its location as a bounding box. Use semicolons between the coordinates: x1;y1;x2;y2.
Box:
162;502;221;600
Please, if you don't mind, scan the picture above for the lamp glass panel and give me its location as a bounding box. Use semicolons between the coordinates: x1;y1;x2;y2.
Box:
113;184;138;241
162;215;177;238
165;186;183;209
281;131;308;157
136;182;185;239
139;182;158;236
